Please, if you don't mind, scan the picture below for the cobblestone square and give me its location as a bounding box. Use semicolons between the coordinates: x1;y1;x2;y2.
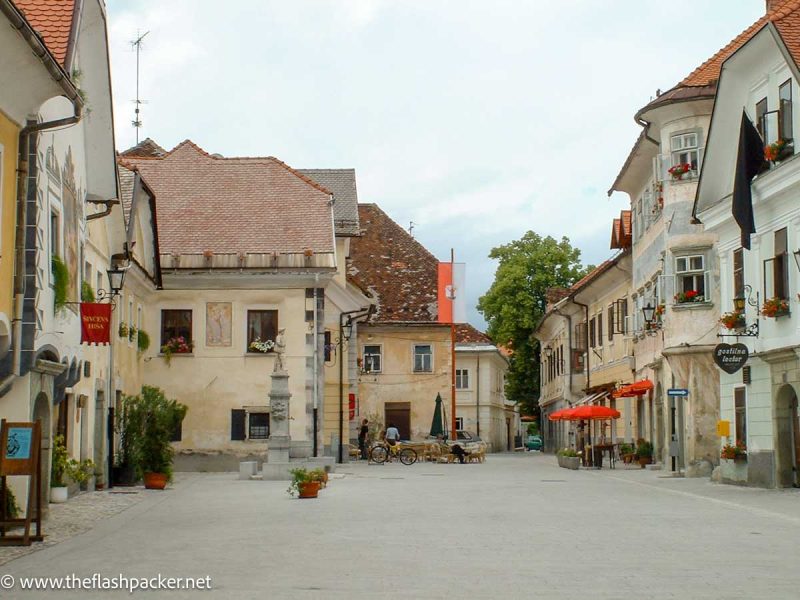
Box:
1;455;798;599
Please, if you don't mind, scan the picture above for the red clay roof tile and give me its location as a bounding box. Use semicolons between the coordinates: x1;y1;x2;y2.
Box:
455;323;492;344
120;140;335;255
13;0;76;67
348;204;440;323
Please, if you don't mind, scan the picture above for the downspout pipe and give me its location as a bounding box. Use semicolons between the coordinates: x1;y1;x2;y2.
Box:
13;108;82;377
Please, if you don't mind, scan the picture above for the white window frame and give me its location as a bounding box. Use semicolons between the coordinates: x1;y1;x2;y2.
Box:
362;344;382;373
733;386;747;446
413;343;433;373
674;254;709;303
670;131;701;175
455;417;464;430
456;368;470;390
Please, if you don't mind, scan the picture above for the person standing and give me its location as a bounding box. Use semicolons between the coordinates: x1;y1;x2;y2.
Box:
358;418;369;460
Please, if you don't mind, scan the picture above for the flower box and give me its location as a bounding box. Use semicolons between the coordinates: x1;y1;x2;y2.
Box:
760;297;790;319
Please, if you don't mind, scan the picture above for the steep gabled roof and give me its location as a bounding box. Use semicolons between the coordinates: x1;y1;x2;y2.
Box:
348;204;439;323
13;0;77;67
610;210;632;250
120;138;166;158
120;140;335;255
299;169;360;236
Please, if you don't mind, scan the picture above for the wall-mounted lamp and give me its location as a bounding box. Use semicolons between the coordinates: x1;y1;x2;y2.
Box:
793;249;800;272
106;266;127;297
642;303;656;326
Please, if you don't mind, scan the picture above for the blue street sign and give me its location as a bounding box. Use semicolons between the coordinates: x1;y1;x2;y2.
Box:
667;388;689;397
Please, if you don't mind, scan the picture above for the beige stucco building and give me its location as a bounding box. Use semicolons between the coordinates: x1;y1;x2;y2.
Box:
454;324;515;451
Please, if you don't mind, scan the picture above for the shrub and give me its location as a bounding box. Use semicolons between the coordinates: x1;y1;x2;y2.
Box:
51;255;70;312
125;386;187;481
137;330;150;353
80;280;95;302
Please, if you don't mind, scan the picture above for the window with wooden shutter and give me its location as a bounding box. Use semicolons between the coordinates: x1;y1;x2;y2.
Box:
597;313;603;347
573;322;587;350
733;248;744;300
589;317;596;348
779;79;793;142
170;419;183;442
231;409;246;441
607;305;614;341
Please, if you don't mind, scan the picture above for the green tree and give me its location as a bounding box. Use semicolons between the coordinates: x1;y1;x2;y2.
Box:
478;232;591;416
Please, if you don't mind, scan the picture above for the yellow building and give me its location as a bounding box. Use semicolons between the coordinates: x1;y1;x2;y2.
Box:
348;204;454;442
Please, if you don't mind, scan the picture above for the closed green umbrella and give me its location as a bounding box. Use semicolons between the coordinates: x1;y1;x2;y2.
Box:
430;393;445;437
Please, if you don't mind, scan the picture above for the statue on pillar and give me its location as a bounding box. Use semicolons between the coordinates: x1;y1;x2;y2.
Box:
273;328;286;372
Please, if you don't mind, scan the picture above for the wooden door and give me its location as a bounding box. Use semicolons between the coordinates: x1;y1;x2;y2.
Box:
384;403;411;441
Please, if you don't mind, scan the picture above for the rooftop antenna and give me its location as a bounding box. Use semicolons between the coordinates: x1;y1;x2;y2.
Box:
130;30;150;144
408;221;415;237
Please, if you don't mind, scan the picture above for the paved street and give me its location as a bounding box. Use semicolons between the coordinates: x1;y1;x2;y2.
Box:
2;454;799;599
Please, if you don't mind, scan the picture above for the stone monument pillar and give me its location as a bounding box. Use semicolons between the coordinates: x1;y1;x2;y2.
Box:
267;330;290;464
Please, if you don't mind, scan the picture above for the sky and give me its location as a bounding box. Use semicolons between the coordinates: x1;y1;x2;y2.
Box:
106;0;764;329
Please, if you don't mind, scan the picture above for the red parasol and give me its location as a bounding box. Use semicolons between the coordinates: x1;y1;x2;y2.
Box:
565;405;621;420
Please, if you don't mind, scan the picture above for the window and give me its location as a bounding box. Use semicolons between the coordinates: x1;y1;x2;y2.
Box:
613;298;628;334
670;132;700;173
734;387;747;445
675;255;707;302
571;350;585;373
733;248;744;300
780;79;793;142
413;344;433;373
50;210;60;258
774;228;789;300
455;417;463;430
324;331;332;362
247;310;278;352
363;345;382;373
597;313;603;347
573;322;587;350
456;369;469;389
161;309;192;347
607;305;615;342
248;413;269;440
589;317;596;348
757;97;769;141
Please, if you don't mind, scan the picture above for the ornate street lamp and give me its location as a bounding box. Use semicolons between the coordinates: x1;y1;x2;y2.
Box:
106;265;127;297
642;303;656;326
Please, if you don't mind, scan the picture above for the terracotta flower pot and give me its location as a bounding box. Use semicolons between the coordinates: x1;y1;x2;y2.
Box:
144;472;168;490
638;457;651;469
297;481;320;499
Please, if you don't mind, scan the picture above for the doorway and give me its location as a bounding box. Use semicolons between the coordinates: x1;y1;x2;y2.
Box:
775;384;799;487
384;402;411;441
32;392;51;512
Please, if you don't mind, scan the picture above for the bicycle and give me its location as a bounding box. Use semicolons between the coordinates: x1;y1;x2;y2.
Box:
369;441;417;465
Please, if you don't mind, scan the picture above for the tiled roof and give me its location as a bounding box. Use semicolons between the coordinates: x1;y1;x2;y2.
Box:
119;165;134;226
299;169;360;236
120;140;335;255
348;204;439;323
455;323;492;344
13;0;76;67
120;138;166;158
610;211;632;250
621;210;632;239
571;260;614;293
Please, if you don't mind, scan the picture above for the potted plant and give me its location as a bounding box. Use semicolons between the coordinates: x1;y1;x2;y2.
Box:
674;290;704;304
556;448;580;470
761;296;789;318
51;255;69;313
764;139;793;163
668;163;692;180
128;325;137;342
287;467;321;498
720;310;746;330
126;386;187;489
137;330;150;354
636;440;653;468
308;468;328;489
721;440;747;461
160;336;193;365
619;443;635;464
118;322;129;339
81;280;95;302
50;435;95;502
248;338;275;353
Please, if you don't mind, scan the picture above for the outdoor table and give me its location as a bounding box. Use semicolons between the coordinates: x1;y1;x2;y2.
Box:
593;443;616;469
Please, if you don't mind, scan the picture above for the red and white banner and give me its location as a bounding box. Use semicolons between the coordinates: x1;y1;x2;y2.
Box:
437;262;466;324
80;303;113;345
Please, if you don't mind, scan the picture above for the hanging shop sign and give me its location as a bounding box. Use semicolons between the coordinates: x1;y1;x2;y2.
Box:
713;343;749;374
80;302;113;345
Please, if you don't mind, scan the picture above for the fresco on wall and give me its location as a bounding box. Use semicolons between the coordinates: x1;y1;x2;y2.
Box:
61;147;80;311
206;302;232;346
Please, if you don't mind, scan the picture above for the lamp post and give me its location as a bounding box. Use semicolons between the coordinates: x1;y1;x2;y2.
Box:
104;263;127;489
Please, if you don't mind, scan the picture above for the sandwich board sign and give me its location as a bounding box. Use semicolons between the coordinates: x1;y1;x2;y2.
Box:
0;420;43;545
